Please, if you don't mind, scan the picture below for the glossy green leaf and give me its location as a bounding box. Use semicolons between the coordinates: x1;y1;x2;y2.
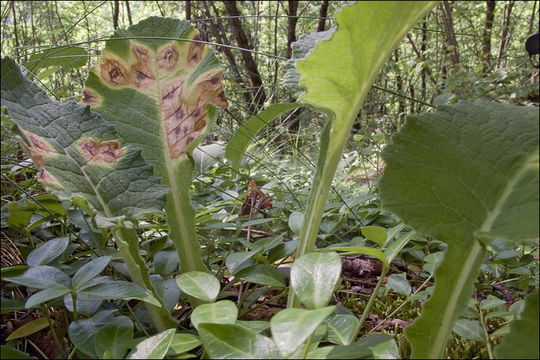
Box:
226;250;260;274
77;281;160;306
267;239;298;263
270;306;335;357
25;46;88;73
495;289;539;359
168;333;201;355
26;237;69;267
198;323;280;359
235;264;286;288
7;202;34;229
72;256;112;289
83;17;227;275
361;226;387;248
150;276;181;312
386;273;412;296
379;101;539;358
176;271;220;303
288;211;304;235
94;316;134;359
25;286;71;308
6;317;50;341
325;314;360;346
68;310;119;358
1;297;26;314
291;252;341;309
190;300;237;330
5;266;70;289
153;250;180;278
127;328;175;359
226;103;302;170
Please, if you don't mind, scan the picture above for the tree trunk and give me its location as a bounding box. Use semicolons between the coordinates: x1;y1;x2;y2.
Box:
529;0;537;35
286;1;299;59
394;50;405;129
113;0;119;29
125;1;133;25
441;1;460;65
317;0;329;32
421;19;427;108
482;1;496;72
223;0;267;111
185;0;191;20
11;2;21;60
496;1;514;69
200;1;254;107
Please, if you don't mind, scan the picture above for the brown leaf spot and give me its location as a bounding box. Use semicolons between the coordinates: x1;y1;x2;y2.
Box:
78;139;123;165
40;170;57;184
196;70;229;109
187;35;205;68
157;45;179;72
20;132;55;171
131;44;156;89
82;89;99;106
161;80;184;120
98;58;130;87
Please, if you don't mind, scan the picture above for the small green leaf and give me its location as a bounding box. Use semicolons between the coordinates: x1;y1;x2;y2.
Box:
386;273;412;296
153;251;179;278
7;202;34;229
235;264;286;287
25;287;70;308
26;237;69;267
198;323;279;359
127;328;175;359
5;266;70;289
270;306;335;357
453;319;486;343
25;46;88;73
72;256;112;289
176;271;220;303
150;276;181;312
77;281;160;306
361;226;387;248
226;103;303;170
480;295;506;311
325;313;360;346
168;333;201;355
190;300;238;330
226;251;259;274
495;289;539;359
291;252;342;309
94;316;134;359
6;317;50;341
288;212;304;235
267;240;298;263
1;297;26;314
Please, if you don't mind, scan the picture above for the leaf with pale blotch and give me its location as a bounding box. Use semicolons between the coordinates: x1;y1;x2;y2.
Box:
1;57;168;223
83;16;227;173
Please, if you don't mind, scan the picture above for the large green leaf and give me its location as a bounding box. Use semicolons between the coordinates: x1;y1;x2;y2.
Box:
94;316;134;359
494;289;539;359
282;2;436;308
1;57;168;221
379;101;539;358
176;271;220;303
190;300;238;330
126;328;176;359
26;237;69;267
82;17;228;274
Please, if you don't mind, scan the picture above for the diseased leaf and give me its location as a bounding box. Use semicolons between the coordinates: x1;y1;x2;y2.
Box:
379;101;539;358
1;57;168;223
82;16;227;275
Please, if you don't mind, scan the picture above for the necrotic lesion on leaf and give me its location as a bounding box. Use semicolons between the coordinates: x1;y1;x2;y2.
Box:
83;23;228;163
